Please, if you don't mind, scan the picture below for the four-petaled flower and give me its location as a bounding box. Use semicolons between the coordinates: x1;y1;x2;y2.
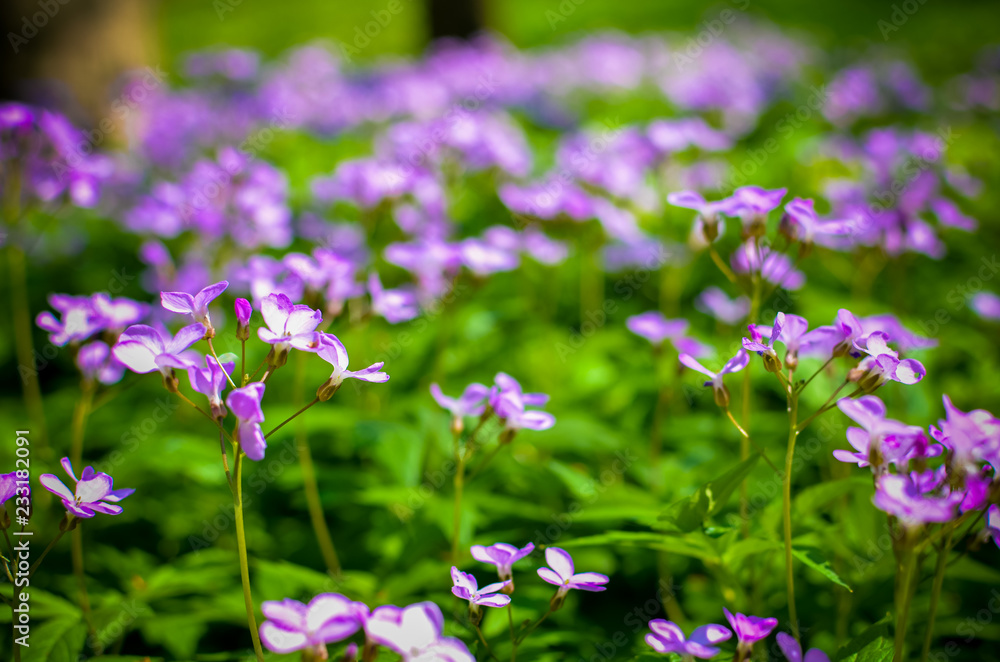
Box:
259;593;365;656
667;190;739;243
536;547;609;599
258;293;324;361
39;458;134;519
850;331;926;391
315;334;389;400
743;313;784;373
365;602;473;662
680;349;749;408
471;541;534;585
929;395;1000;476
450;567;511;609
112;323;206;386
644;619;732;659
626;312;713;357
431;383;489;419
834;396;931;472
227;383;267;461
873;473;960;527
188;355;234;419
160;280;229;335
723;607;778;658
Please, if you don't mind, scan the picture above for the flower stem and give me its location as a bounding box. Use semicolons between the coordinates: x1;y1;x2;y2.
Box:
264;397;319;440
515;607;552;645
797;357;834;393
28;523;69;578
293;354;341;579
474;622;499;662
894;547;918;662
69;380;97;635
920;530;953;662
783;384;800;641
452;430;467;563
723;409;780;473
232;449;265;662
709;246;739;285
507;604;517;662
207;338;238;389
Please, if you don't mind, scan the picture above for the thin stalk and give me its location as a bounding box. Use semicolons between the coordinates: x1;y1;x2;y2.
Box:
798;356;834;393
783;384;800;641
5;162;49;456
241;338;247;385
70;525;95;636
894;548;918;662
796;382;854;432
709;246;739;285
232;449;265;662
248;355;268;383
264;397;319;440
452;430;467;563
219;429;233;491
293;354;341;579
920;530;953;662
207;338;238;389
723;409;780;473
28;527;68;578
738;282;761;539
474;622;498;662
467;443;506;482
68;380;97;635
515;607;552;645
507;604;517;662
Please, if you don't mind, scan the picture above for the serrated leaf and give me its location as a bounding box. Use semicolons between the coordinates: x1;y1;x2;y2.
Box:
22;618;87;662
659;455;760;532
793;546;853;592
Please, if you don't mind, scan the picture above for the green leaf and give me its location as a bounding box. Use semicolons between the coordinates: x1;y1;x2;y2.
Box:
834;616;893;662
659;455;760;532
793;546;853;592
792;476;873;518
560;530;720;562
22;618;87;662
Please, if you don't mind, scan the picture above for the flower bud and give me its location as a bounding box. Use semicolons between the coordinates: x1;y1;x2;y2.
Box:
701;215;720;243
342;644;358;662
784;350;799;370
468;602;483;626
713;384;731;409
317;379;341;402
266;344;289;370
550;590;566;612
162;370;180;393
450;416;464;436
501;578;515;595
235;298;252;341
761;350;783;373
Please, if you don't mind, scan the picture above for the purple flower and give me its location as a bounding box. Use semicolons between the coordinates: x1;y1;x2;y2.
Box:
227;383;267;461
723;607;778;655
365;602;473;662
259;594;364;656
850;332;926;389
667;190;737;243
188;356;234;419
777;632;831;662
488;373;548;410
743;313;784;373
972;292;1000;321
112;323;206;379
929;395;1000;475
471;542;535;584
644;620;732;659
678;349;749;408
731;242;804;290
495;391;556;433
536;547;609;598
430;383;489;418
626;312;713;358
39;458;134;519
235;298;252;340
780;198;850;245
160;280;229;332
0;472;21;507
258;293;324;355
799;309;865;358
732;186;787;236
858;314;937;352
315;335;388;400
36;295;104;346
369;273;420;324
450;567;511;607
834;396;931;471
695;287;750;325
873;473;960;527
76;341;125;385
90;294;150;331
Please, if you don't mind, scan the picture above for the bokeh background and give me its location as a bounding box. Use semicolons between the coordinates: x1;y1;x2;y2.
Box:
2;1;1000;660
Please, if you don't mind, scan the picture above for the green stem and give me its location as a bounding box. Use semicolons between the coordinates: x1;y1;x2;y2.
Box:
293;354;341;579
68;380;97;635
264;397;319;440
894;547;918;662
783;384;800;641
515;607;552;645
798;356;834;393
724;409;780;473
709;246;739;285
232;450;265;662
452;431;467;563
207;337;238;389
920;530;953;662
28;524;69;578
508;604;517;662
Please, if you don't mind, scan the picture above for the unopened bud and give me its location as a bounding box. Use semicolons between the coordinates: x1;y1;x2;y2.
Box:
761;350;783;373
451;416;465;436
701;215;720;242
784;351;799;370
468;602;483;626
236;321;250;342
713;384;731;408
162;370;180;393
502;578;515;595
550;590;566;612
267;345;288;370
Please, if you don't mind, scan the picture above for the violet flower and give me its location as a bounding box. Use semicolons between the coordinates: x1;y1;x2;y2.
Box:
732;185;787;237
365;602;473;662
450;567;511;608
986;505;1000;549
259;594;364;657
430;383;489;418
723;607;777;657
777;632;831;662
90;294;150;331
489;373;549;411
731;241;804;290
235;298;252;340
315;334;389;400
971;292;1000;321
160;280;229;335
227;383;267;461
834;396;931;472
743;313;784;373
76;341;125;385
39;458;134;518
36;295;104;346
258;293;324;365
626;311;713;358
0;472;20;507
536;547;609;602
929;395;1000;475
644;620;732;659
780;197;850;245
112;323;206;387
667;190;737;243
494;390;556;435
695;287;750;325
799;309;865;359
873;473;960;527
369;273;420;324
471;542;534;589
678;349;749;408
188;355;234;419
776;313;810;368
850;331;926;390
